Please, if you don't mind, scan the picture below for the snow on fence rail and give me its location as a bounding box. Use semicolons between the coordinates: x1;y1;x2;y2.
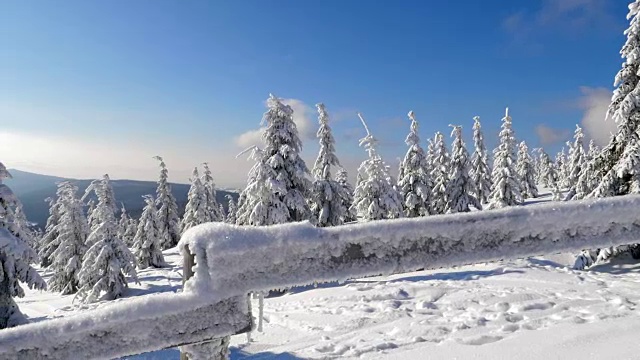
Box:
180;195;640;297
1;195;640;359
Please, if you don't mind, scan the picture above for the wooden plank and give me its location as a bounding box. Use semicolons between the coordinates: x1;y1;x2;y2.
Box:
0;293;251;360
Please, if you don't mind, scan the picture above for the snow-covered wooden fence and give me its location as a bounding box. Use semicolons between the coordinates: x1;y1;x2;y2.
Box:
1;195;640;359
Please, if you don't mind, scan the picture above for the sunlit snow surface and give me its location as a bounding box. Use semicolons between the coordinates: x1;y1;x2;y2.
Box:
15;189;640;359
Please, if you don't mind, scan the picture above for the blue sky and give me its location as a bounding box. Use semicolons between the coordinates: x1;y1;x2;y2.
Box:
0;0;628;187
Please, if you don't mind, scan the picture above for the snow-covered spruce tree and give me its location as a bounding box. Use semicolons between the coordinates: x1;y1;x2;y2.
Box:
13;202;35;250
124;217;138;247
133;195;165;269
487;108;521;209
567;125;586;189
225;195;237;225
446;125;481;213
218;203;226;222
470;116;492;204
153;156;181;249
39;186;65;267
516;141;539;199
573;2;640;267
48;182;88;295
201;162;223;222
537;149;552;188
86;198;96;229
0;163;46;329
555;147;569;189
397;111;431;217
425;137;436;176
352;113;403;221
335;167;356;223
430;132;450;215
77;175;138;303
181;168;209;234
309;103;350;226
117;204;130;240
236;94;313;225
588;0;640;198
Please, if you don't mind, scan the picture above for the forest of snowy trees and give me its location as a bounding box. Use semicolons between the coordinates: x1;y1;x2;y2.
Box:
3;0;640;332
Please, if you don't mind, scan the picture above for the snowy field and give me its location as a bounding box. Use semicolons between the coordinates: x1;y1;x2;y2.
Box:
14;190;640;359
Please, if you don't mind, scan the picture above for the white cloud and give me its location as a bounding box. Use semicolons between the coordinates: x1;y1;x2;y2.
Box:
233;98;316;148
578;86;615;146
535;124;571;146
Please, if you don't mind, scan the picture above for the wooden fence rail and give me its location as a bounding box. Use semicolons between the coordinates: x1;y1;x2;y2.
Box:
0;195;639;359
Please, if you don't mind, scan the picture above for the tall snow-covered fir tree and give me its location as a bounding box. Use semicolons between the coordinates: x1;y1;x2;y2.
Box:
430;132;450;215
133;195;165;269
587;0;640;198
13;202;35;251
567;125;586;189
309;103;350;227
39;186;65;267
572;1;640;266
516;141;539;199
86;198;97;229
236;95;313;225
48;182;88;295
397;111;431;217
181;168;209;234
446;125;481;213
470;116;492;204
555;147;569;189
335;167;356;223
0;162;46;329
352;113;403;221
573;140;603;200
487;108;521;209
117;204;130;240
77;175;137;303
201;162;223;222
153;156;181;249
225;195;237;225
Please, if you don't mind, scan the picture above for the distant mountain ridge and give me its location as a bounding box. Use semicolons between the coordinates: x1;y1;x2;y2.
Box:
5;169;239;228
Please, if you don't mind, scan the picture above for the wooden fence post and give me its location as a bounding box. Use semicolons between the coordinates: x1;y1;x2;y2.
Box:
180;244;232;360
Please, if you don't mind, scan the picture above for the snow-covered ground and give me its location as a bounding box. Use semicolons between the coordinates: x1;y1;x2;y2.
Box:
14;190;640;359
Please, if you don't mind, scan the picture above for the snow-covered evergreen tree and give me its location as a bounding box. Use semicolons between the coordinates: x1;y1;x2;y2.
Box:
181;168;209;234
470;116;492;204
117;204;130;240
77;175;137;303
13;202;35;250
335;167;356;223
225;195;237;225
573;2;640;267
446;125;480;213
48;182;88;295
539;152;562;200
397;111;431;217
39;186;65;267
588;0;640;198
236;94;313;225
218;203;226;222
352;113;403;221
201;162;223;222
516;141;539;199
153;156;181;249
430;132;450;215
0;162;46;328
567;125;586;188
555;148;569;189
133;195;165;269
487;108;521;209
425;138;436;176
537;149;552;188
86;198;97;229
309;103;350;227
